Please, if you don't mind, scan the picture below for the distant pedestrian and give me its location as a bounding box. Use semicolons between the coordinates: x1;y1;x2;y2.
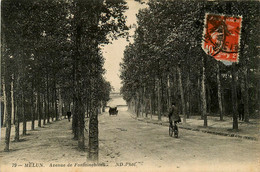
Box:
238;103;244;121
67;111;72;122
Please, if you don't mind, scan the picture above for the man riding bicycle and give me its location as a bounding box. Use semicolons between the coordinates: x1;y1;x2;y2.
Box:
168;102;181;137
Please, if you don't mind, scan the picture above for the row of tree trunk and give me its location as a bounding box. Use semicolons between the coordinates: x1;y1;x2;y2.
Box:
2;73;61;151
128;57;250;130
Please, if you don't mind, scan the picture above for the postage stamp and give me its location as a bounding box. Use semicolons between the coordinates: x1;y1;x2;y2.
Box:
202;13;242;63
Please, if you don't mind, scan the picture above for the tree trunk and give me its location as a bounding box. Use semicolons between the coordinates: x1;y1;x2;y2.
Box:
173;68;178;103
89;98;92;117
144;87;148;118
167;74;171;111
186;94;190;118
149;93;153;119
87;98;90;118
231;64;238;130
216;63;223;121
14;94;19;142
207;84;211;115
77;97;85;150
152;79;156;115
46;72;50;123
243;67;249;122
54;86;58;121
22;91;26;135
157;79;161;121
145;98;148;118
161;77;165;114
72;98;78;139
102;101;105;113
72;4;82;140
31;87;35;130
137;91;141;117
11;79;15;125
58;87;63;120
186;72;190;118
4;76;11;151
256;83;260;117
37;91;42;127
201;57;207;127
134;99;136;114
2;78;7;127
177;65;186;123
198;77;202;117
222;92;226;117
52;87;56;121
43;93;46;125
35;92;38;121
52;87;55;121
141;88;144;117
88;107;99;162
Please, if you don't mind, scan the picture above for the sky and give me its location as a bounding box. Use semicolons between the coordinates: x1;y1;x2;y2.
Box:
102;0;146;92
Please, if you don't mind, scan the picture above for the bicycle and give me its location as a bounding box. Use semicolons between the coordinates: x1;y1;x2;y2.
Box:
169;122;178;138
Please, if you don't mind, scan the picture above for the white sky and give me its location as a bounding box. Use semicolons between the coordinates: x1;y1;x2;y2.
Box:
102;0;146;92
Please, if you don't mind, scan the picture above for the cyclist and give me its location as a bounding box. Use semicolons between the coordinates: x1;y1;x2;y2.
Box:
168;102;181;135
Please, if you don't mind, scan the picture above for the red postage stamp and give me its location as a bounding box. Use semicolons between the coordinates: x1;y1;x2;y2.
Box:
202;13;242;63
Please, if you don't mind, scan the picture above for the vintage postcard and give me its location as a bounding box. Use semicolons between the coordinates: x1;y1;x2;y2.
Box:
1;0;259;172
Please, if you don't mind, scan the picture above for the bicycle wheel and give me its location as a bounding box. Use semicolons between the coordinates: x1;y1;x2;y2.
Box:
169;126;173;137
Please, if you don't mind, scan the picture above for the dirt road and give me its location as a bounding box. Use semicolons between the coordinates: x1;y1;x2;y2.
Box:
99;108;260;169
0;107;259;171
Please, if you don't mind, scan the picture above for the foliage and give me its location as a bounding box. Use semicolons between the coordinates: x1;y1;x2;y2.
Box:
120;0;259;116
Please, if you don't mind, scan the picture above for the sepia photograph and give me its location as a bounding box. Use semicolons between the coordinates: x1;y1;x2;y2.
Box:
0;0;259;171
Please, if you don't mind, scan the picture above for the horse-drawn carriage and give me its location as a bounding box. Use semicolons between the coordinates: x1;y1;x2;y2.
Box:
109;106;118;116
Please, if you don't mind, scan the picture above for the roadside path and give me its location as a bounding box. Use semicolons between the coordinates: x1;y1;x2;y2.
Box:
131;112;260;141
